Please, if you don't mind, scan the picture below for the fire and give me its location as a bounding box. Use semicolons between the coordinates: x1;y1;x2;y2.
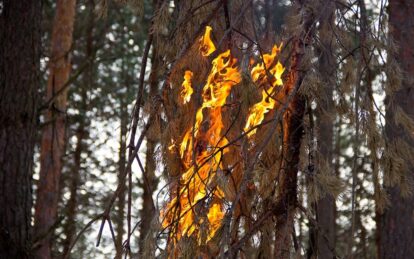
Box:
162;26;285;247
180;70;194;104
199;25;216;57
162;26;241;244
168;139;175;152
244;44;285;137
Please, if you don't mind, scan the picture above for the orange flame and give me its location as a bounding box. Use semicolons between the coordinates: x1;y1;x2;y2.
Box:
180;70;194;104
244;44;285;137
199;26;216;57
162;27;285;247
162;28;241;244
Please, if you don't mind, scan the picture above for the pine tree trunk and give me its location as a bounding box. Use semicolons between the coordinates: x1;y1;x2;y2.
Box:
115;91;128;258
274;1;314;257
0;1;40;258
34;0;77;258
381;0;414;258
274;93;305;258
62;109;85;257
316;1;336;258
62;3;93;256
138;47;159;255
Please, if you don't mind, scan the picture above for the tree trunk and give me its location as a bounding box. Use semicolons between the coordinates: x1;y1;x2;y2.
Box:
138;47;160;255
115;85;128;258
381;0;414;258
34;0;77;258
316;1;336;258
274;1;314;257
0;1;40;258
62;2;94;256
63;0;94;255
62;107;85;257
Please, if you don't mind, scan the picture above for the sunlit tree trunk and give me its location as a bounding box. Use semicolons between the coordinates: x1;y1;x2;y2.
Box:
0;1;41;257
381;0;414;258
34;0;77;258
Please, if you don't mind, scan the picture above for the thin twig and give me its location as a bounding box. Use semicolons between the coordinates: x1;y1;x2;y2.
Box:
63;214;104;259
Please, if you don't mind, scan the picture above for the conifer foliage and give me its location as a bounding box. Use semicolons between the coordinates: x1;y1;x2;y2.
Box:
1;0;414;258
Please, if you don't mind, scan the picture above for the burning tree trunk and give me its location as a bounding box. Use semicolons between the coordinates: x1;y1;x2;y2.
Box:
34;0;77;258
381;0;414;258
0;1;41;258
274;0;314;258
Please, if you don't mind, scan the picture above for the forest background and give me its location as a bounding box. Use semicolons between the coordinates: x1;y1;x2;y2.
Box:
1;0;414;258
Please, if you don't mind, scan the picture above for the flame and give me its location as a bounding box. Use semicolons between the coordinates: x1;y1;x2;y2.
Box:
180;70;194;104
162;28;241;244
168;139;176;152
206;202;225;239
162;26;285;248
199;26;216;57
244;44;285;137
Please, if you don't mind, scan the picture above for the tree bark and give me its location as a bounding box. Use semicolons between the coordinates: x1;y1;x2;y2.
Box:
381;0;414;258
316;1;336;258
62;3;94;256
138;46;160;255
62;107;85;257
0;1;40;258
274;1;314;257
115;74;128;259
34;0;77;258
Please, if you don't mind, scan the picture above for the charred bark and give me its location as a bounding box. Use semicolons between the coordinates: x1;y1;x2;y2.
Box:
34;0;77;258
381;0;414;258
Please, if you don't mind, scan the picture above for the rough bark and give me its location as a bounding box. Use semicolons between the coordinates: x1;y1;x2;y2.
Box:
274;81;305;259
381;0;414;258
34;0;77;258
274;1;314;257
316;1;336;258
0;1;41;258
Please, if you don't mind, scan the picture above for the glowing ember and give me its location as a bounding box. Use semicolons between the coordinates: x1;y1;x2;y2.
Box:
180;70;194;104
244;44;285;137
